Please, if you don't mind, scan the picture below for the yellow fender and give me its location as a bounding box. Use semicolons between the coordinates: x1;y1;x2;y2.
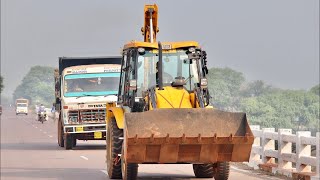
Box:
106;105;125;129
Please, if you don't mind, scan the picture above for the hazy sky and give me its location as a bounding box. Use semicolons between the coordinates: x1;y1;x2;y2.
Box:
1;0;319;96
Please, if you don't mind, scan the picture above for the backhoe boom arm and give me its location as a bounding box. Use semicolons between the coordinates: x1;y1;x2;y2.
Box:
141;4;159;43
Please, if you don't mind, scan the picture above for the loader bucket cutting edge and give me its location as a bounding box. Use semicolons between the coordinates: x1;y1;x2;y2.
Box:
123;108;254;164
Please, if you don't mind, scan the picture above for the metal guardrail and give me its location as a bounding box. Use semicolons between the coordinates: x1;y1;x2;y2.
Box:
247;125;319;180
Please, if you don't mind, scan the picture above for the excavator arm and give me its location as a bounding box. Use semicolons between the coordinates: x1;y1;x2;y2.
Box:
141;4;159;43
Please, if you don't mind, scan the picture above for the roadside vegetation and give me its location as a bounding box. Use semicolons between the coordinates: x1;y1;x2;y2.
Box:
207;67;319;133
13;66;55;107
0;76;4;93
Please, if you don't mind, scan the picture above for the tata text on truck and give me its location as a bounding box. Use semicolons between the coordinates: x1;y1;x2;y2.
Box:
15;98;29;115
55;56;121;149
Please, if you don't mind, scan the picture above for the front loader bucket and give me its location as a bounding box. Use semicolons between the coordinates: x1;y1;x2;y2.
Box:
123;108;254;164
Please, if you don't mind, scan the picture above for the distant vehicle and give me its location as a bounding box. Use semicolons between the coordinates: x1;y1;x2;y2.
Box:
55;56;121;149
15;98;29;115
37;108;47;124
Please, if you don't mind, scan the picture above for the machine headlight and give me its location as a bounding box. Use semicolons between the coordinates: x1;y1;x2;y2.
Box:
138;47;145;54
188;47;196;53
200;78;208;88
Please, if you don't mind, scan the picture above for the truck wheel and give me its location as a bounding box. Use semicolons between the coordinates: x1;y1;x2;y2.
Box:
58;121;64;147
121;147;138;180
72;138;77;147
106;118;123;179
64;134;73;150
193;164;214;178
213;162;230;180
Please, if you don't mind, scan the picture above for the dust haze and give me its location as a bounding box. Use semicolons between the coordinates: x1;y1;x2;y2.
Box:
1;0;319;96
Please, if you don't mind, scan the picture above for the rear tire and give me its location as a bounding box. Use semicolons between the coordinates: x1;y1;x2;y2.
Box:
106;118;123;179
193;164;214;178
213;162;230;180
64;134;73;150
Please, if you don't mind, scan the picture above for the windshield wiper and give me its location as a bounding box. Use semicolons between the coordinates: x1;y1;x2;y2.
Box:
104;94;117;97
75;94;97;99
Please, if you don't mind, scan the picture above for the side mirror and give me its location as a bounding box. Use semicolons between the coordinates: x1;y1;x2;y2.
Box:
129;79;137;91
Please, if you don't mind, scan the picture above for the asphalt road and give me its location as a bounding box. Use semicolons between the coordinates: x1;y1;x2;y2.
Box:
1;108;283;180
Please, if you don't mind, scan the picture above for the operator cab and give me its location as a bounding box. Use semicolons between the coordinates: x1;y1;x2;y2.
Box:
118;41;210;111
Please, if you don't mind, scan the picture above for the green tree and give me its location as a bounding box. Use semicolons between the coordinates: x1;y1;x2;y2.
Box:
310;84;319;96
0;76;4;93
207;67;245;110
241;80;276;97
240;89;319;132
13;66;55;107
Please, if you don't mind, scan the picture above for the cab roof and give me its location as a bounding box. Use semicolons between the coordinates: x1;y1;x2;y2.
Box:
123;41;200;50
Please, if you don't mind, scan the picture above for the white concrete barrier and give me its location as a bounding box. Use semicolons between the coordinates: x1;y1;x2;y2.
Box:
248;125;319;179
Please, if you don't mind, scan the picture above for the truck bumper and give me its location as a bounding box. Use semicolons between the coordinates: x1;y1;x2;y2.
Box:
64;123;106;134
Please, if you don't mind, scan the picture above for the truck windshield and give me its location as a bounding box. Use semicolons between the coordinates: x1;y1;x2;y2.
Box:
17;104;27;107
64;73;120;97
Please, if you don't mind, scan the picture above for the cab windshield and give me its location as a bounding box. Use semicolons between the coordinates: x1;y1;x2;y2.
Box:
17;104;27;107
137;49;199;94
64;73;120;97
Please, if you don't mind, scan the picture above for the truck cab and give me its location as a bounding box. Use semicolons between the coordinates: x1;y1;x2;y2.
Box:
15;98;29;115
55;56;121;149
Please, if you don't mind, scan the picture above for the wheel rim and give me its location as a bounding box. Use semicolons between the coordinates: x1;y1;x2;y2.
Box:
121;148;126;179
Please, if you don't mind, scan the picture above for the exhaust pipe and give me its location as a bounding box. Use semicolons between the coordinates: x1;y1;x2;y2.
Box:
158;41;163;90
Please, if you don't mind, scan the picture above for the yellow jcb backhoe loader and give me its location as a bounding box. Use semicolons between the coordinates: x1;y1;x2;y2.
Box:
105;4;254;180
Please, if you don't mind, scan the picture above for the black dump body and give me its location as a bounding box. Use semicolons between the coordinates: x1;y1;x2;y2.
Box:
58;56;122;75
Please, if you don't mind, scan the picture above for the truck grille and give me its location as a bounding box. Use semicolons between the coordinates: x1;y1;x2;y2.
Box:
68;109;106;124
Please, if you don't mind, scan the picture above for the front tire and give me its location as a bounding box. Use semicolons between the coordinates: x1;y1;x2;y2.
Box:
213;162;230;180
106;118;123;179
121;147;138;180
58;119;64;147
64;134;73;150
72;138;77;147
193;164;214;178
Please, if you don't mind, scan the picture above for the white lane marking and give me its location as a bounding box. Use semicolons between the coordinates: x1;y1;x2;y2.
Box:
80;156;89;160
48;135;53;138
35;127;38;128
100;170;108;175
23;119;30;124
39;129;42;131
43;132;47;134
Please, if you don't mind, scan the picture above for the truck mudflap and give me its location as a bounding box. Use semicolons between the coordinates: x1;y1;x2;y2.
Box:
123;108;254;164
